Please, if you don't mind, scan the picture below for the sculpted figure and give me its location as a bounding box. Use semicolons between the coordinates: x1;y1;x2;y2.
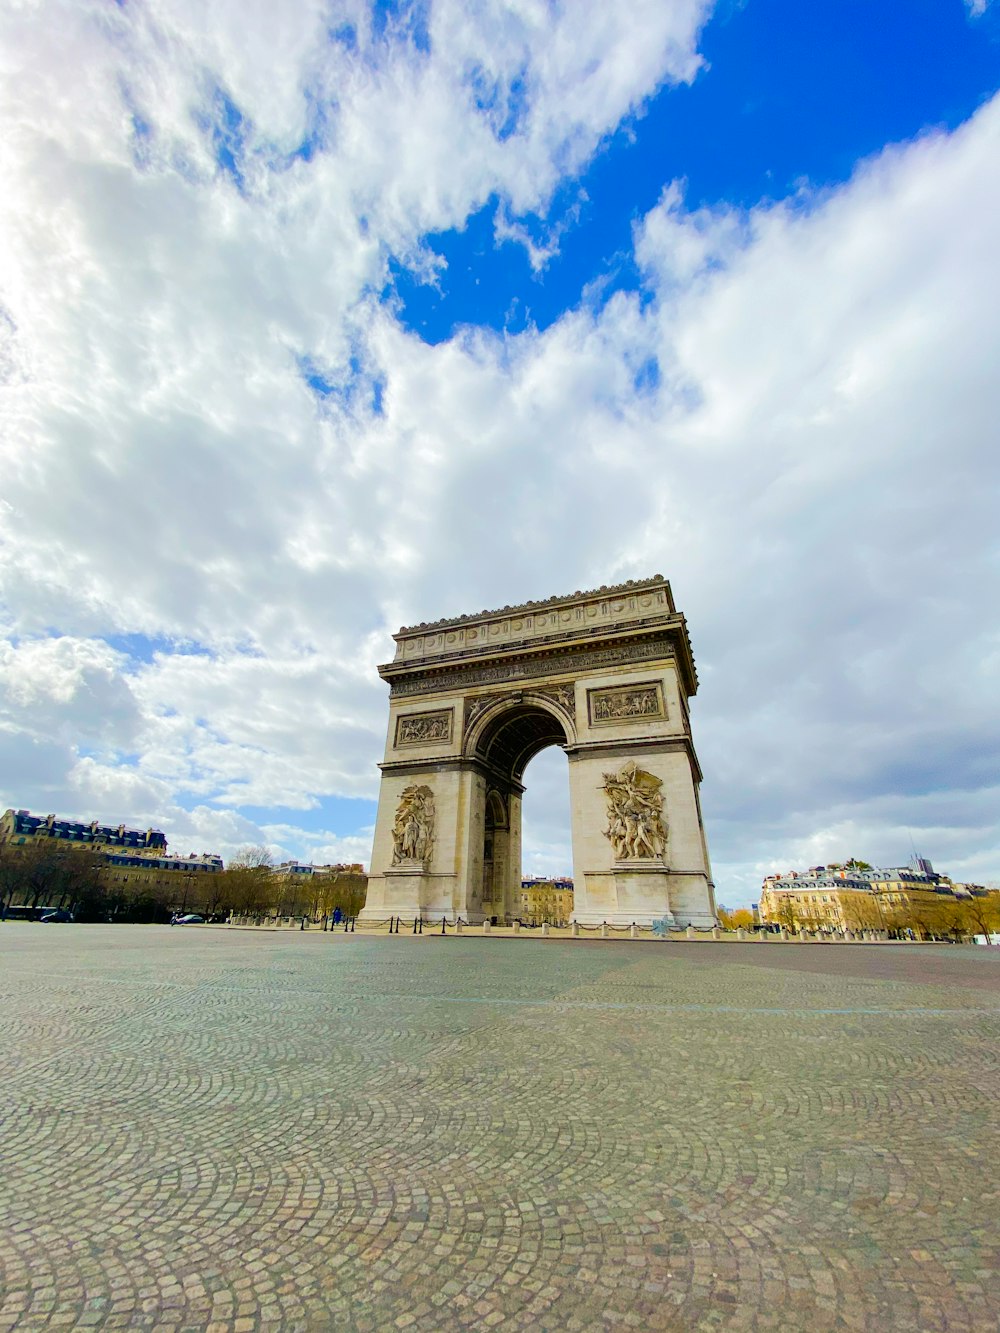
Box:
391;785;435;866
602;761;667;861
595;686;659;720
399;714;449;743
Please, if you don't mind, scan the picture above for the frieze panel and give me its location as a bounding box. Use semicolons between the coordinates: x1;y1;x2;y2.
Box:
391;639;673;698
394;709;453;747
391;577;682;668
588;682;664;726
401;576;670;634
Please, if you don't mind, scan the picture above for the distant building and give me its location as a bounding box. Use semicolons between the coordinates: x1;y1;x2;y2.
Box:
517;877;574;926
1;808;167;852
759;860;995;935
273;860;366;878
1;807;222;910
102;851;224;899
258;860;368;920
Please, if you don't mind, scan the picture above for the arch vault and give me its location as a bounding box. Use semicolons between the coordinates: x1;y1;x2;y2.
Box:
359;576;716;927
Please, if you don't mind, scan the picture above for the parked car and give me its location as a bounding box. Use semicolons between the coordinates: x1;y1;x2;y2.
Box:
171;913;205;925
39;909;74;923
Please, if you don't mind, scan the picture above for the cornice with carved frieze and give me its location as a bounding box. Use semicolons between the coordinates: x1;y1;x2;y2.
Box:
387;635;677;698
397;575;671;635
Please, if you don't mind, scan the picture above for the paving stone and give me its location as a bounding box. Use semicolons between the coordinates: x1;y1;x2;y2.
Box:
1;926;998;1330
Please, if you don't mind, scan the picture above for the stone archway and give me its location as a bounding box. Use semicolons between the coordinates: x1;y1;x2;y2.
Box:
464;693;574;922
359;576;716;927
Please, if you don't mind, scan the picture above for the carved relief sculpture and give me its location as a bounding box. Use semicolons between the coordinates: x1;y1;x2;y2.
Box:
391;785;435;866
602;761;668;862
540;683;576;718
464;695;498;730
396;710;452;745
590;684;662;724
465;685;575;734
391;639;673;696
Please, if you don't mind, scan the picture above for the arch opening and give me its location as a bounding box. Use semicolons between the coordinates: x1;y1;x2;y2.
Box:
472;703;571;923
474;703;570;783
518;745;573;925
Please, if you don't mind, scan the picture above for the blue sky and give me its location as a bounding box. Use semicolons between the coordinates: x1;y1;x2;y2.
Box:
2;0;999;902
390;0;1000;342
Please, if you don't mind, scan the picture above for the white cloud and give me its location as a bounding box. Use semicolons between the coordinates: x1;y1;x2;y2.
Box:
1;3;998;900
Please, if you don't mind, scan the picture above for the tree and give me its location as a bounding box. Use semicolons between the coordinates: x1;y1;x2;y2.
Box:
895;897;951;941
1;842;107;918
840;892;884;934
769;897;797;932
0;840;24;916
717;906;755;931
219;845;276;918
960;892;1000;943
315;870;368;921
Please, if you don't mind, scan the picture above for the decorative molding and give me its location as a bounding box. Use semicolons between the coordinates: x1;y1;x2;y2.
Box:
588;681;663;727
463;683;575;732
399;575;668;634
394;709;453;747
390;638;673;697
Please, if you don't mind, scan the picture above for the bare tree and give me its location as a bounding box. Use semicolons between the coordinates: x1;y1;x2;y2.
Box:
221;845;277;918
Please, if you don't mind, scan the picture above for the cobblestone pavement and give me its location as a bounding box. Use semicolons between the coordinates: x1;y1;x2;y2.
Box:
1;928;998;1332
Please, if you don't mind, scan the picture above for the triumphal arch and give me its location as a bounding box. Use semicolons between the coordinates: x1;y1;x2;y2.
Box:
359;577;716;928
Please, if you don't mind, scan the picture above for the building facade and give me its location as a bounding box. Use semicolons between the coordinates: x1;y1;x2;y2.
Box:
1;808;222;913
516;877;574;926
1;808;168;852
759;860;996;936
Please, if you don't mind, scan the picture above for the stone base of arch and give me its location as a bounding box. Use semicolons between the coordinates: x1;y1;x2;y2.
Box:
571;867;715;929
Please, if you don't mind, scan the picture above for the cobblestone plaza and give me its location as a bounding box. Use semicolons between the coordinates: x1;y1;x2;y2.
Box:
2;928;998;1331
